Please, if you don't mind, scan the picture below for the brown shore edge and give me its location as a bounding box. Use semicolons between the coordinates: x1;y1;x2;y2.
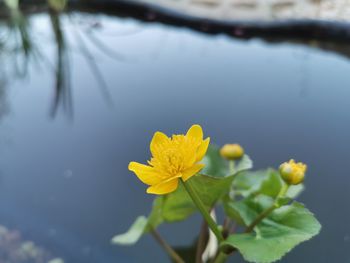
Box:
1;0;350;42
2;0;350;60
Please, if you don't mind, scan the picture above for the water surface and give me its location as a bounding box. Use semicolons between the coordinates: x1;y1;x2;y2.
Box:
0;12;349;263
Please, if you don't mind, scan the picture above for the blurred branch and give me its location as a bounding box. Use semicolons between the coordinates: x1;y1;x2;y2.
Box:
49;10;73;119
71;18;113;106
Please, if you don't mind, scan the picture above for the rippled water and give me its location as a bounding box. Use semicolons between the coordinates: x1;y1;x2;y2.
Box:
0;11;349;263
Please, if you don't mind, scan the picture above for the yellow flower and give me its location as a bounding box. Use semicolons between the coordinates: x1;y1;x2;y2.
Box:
128;125;210;195
279;159;307;185
220;144;244;160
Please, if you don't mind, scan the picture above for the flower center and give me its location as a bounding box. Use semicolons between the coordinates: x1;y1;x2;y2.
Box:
149;135;200;178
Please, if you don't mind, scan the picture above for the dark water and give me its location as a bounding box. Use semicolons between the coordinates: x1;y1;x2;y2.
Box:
0;11;349;263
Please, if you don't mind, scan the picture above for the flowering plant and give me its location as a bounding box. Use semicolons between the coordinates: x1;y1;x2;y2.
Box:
113;125;321;263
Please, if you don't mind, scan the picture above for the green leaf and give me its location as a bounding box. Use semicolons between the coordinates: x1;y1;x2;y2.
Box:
225;169;280;225
202;144;227;177
111;216;148;245
234;154;253;174
286;184;304;199
161;184;195;222
233;169;304;200
162;174;235;222
233;170;271;197
202;144;253;178
232;195;274;226
276;197;292;207
223;199;245;225
112;198;164;246
258;170;283;198
221;198;321;263
192;174;235;209
146;197;164;230
114;172;236;245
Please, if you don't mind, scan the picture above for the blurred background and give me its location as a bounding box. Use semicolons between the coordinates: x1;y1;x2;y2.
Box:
0;0;349;262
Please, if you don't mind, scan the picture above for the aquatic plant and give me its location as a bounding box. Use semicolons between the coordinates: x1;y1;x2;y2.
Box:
113;124;321;263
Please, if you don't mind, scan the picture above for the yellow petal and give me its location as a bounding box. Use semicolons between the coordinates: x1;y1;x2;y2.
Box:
128;162;162;185
150;131;169;157
196;137;210;162
182;163;205;182
146;177;180;195
186;124;203;141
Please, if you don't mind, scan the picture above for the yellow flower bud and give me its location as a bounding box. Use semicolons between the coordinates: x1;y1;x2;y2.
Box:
220;144;244;160
279;159;307;185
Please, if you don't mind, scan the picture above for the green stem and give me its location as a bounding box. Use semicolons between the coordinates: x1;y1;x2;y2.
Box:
278;183;289;198
182;180;224;242
213;252;228;263
229;160;235;174
245;205;276;233
245;184;290;233
151;229;185;263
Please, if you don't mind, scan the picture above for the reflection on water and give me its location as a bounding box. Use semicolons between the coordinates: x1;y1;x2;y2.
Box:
1;3;350;121
0;7;349;263
0;2;120;120
49;10;72;118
